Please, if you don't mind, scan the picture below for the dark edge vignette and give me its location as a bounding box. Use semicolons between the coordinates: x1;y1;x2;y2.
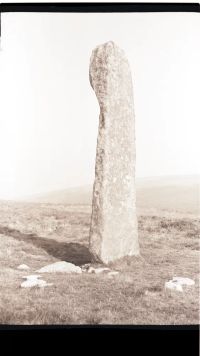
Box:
0;2;200;13
0;325;199;354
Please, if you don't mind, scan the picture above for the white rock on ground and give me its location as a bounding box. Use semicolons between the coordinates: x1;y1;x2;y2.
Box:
17;264;30;270
172;277;195;286
165;280;183;292
36;261;82;274
165;276;195;292
81;264;91;272
22;274;42;279
21;275;53;288
86;266;119;276
88;267;111;274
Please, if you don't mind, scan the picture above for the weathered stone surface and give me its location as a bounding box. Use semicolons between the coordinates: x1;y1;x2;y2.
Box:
89;41;139;263
36;261;82;274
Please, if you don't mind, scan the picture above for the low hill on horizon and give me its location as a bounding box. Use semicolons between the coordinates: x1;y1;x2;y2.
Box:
22;175;199;214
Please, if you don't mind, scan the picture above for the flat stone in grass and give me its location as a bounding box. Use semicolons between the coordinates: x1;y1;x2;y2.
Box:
81;264;119;275
17;264;30;270
21;275;53;288
172;277;195;286
36;261;82;274
22;274;41;279
165;276;195;292
87;267;111;274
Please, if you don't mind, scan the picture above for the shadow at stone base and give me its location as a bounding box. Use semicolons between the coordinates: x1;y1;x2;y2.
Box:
0;225;93;266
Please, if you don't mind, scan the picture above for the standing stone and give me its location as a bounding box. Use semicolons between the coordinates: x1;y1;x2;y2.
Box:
89;41;139;264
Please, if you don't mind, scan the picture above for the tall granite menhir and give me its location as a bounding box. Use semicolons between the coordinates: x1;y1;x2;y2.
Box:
89;41;139;264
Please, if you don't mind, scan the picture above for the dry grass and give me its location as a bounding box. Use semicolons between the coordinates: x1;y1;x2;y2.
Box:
0;201;199;325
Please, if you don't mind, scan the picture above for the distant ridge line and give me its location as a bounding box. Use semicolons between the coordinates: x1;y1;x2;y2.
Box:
14;175;199;215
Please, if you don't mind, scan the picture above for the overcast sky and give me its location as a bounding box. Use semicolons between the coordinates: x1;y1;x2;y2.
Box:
0;12;199;199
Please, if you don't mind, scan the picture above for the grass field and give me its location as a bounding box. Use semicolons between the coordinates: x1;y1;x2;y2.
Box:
0;201;199;325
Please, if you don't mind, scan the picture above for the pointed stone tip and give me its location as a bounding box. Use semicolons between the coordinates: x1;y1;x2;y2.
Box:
90;41;125;65
99;40;120;51
89;40;131;92
103;40;117;48
92;40;120;54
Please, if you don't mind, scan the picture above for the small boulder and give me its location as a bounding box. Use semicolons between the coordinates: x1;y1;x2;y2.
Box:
36;261;82;274
17;264;30;270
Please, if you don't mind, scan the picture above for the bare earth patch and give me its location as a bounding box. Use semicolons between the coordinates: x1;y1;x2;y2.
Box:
0;201;199;324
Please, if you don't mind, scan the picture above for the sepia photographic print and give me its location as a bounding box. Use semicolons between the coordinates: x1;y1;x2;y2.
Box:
0;3;199;328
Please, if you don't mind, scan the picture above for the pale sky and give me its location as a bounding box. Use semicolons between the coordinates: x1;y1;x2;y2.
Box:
0;12;199;199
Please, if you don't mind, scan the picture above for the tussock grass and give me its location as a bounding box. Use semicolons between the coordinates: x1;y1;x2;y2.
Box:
0;201;199;324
